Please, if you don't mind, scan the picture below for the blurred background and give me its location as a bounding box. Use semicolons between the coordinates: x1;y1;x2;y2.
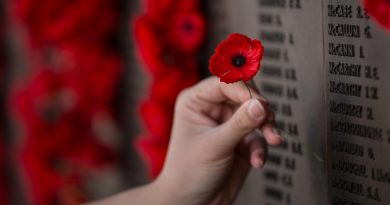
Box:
0;0;220;204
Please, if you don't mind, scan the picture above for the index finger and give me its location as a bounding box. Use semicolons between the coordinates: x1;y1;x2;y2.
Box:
192;77;265;105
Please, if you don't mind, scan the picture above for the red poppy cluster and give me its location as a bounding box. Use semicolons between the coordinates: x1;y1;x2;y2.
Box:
0;139;7;205
10;0;122;204
134;0;205;177
0;16;8;205
364;0;390;30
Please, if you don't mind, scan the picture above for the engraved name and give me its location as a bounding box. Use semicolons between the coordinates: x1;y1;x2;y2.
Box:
262;65;283;78
332;159;368;178
261;83;284;97
329;43;355;57
328;23;360;38
330;119;383;141
329;61;362;77
328;4;353;18
260;30;285;43
331;196;362;205
330;101;363;118
331;140;364;157
330;81;362;97
331;178;364;196
263;47;282;60
259;0;286;8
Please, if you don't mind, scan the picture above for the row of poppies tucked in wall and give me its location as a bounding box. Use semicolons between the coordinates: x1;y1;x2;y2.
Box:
9;0;124;204
0;9;8;204
133;0;205;178
0;0;206;204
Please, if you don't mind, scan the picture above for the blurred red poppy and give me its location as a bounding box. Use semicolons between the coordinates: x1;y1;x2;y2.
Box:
134;16;168;77
168;12;205;53
364;0;390;30
209;33;264;83
13;0;120;46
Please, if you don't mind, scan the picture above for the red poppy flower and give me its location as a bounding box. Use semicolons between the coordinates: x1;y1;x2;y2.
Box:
209;33;264;83
168;12;205;53
364;0;390;30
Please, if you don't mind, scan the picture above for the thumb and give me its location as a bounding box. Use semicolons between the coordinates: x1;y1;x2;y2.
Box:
214;99;267;152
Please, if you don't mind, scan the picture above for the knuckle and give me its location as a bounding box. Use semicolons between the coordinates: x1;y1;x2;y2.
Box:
178;88;191;100
174;88;191;113
176;88;191;105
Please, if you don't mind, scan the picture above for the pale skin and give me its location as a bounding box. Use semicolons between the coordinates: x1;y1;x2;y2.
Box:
87;77;283;205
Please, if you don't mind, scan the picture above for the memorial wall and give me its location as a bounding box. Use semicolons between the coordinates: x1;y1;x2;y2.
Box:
208;0;390;204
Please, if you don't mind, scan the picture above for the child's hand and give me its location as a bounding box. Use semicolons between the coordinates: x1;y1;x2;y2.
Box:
155;77;283;205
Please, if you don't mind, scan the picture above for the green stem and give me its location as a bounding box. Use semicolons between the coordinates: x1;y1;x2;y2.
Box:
279;130;325;163
243;81;253;99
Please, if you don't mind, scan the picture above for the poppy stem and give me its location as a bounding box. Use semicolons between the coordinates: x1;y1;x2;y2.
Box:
243;81;253;99
278;130;325;163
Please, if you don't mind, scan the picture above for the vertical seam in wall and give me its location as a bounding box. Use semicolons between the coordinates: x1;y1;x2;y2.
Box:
320;0;331;204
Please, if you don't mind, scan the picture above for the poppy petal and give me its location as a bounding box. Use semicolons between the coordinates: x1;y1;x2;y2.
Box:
220;69;243;84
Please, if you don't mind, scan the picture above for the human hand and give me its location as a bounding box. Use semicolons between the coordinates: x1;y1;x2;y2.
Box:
154;77;284;205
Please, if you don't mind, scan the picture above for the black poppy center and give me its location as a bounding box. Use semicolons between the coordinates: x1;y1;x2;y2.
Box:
183;21;194;33
232;55;246;68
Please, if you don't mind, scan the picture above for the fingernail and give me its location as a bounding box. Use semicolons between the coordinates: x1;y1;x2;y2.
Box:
252;157;263;169
247;100;264;120
272;128;285;142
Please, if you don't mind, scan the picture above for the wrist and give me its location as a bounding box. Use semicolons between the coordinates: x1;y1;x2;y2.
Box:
151;175;182;205
152;173;202;205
